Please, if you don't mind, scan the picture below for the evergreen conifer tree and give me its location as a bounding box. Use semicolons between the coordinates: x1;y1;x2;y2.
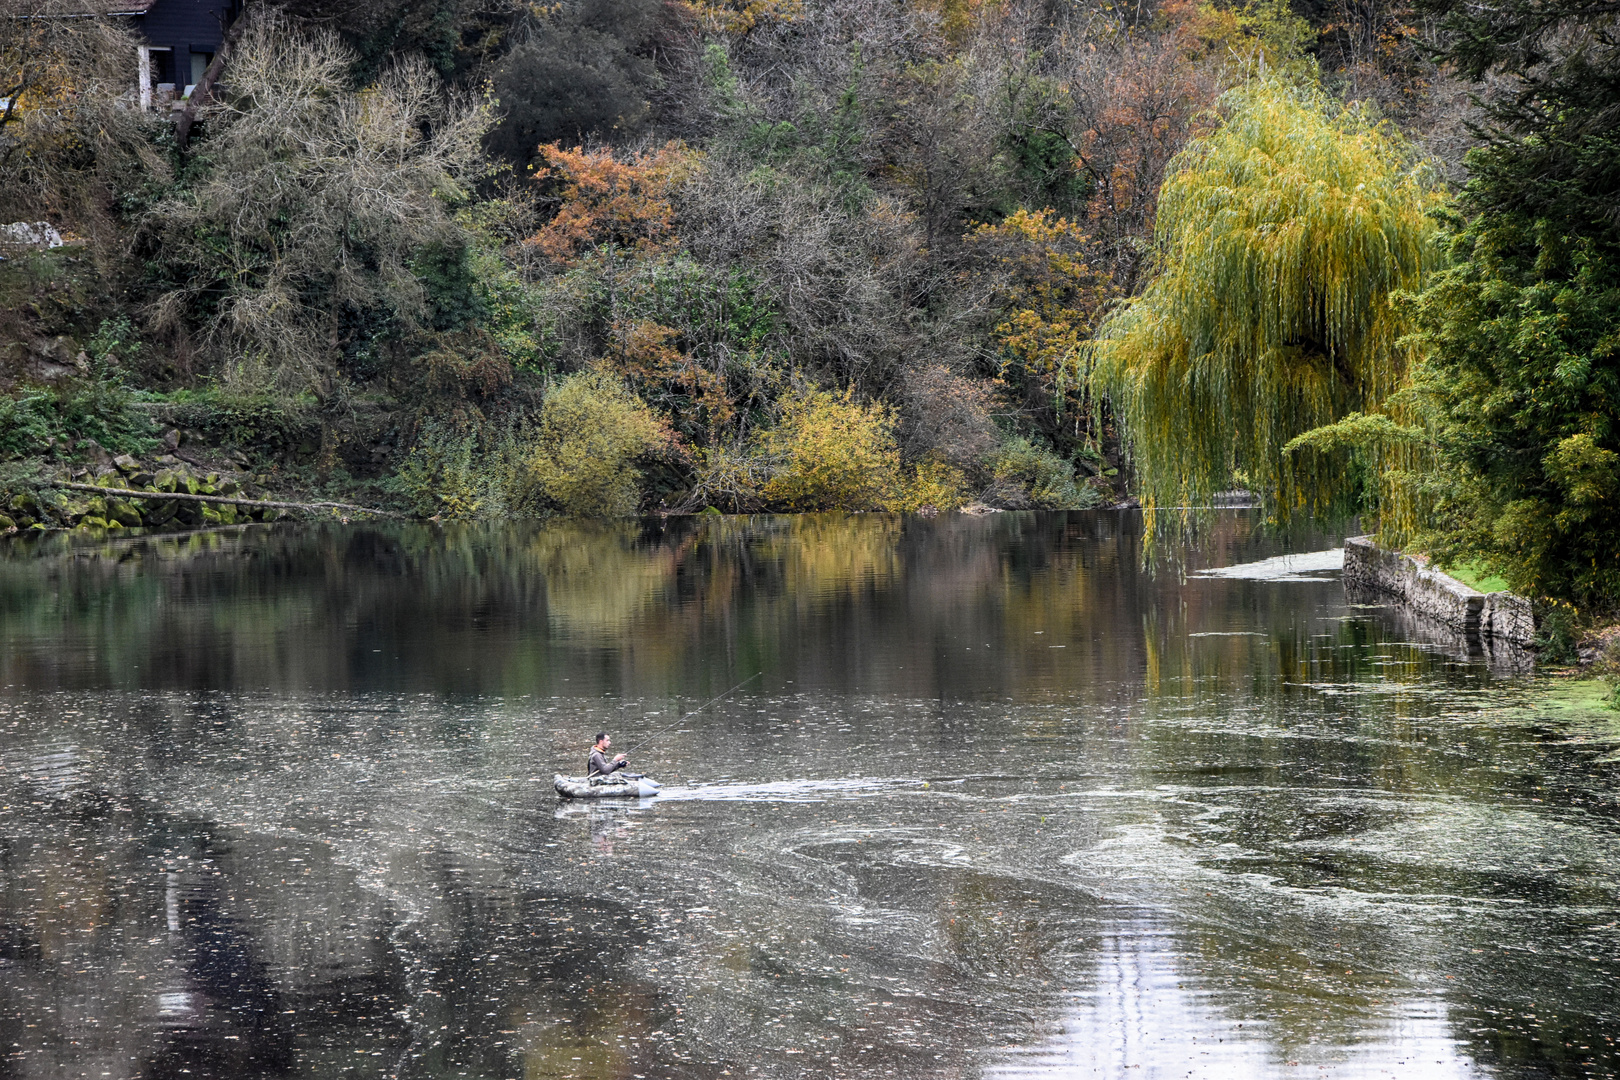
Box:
1397;0;1620;604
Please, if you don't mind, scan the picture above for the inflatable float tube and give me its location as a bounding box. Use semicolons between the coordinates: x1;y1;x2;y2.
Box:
553;774;662;799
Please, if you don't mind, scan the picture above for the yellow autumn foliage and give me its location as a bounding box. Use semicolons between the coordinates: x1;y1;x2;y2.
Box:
748;389;972;513
1091;78;1445;520
970;208;1116;418
891;460;971;513
519;370;668;517
757;388;903;512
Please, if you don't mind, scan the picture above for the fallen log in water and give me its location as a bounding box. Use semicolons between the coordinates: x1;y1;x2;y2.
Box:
49;481;404;519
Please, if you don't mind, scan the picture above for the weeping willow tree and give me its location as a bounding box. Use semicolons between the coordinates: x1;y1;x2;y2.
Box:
1091;79;1445;527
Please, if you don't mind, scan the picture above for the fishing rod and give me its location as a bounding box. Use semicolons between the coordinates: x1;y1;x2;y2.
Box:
622;671;762;758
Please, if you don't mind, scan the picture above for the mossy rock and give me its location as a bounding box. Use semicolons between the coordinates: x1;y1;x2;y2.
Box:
107;499;143;527
143;500;178;527
201;507;223;524
154;470;178;493
77;516;109;530
0;513;16;531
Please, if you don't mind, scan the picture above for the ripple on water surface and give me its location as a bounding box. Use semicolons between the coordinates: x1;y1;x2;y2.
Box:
0;513;1616;1079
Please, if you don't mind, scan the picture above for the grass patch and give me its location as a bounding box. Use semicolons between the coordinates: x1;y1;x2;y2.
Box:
1;382;159;459
1441;559;1509;594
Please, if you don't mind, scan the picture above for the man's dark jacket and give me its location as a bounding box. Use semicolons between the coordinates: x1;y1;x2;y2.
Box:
588;747;626;778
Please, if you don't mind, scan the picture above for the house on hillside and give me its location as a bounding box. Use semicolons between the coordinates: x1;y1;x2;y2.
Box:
8;0;242;110
122;0;241;110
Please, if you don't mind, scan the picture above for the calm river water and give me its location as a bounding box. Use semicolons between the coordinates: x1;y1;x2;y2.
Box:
1;512;1616;1080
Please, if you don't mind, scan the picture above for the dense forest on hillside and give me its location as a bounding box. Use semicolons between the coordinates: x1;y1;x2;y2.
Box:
1;0;1615;612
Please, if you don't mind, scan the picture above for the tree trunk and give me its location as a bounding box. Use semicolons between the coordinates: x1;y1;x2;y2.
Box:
176;3;251;152
50;481;403;519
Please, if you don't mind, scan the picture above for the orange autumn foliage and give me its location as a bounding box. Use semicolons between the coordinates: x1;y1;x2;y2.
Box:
1059;0;1228;287
528;141;693;264
680;0;802;34
969;209;1116;410
606;318;735;431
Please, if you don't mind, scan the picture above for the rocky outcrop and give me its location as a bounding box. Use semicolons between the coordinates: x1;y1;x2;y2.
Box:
2;458;283;535
1343;535;1536;646
0;221;63;255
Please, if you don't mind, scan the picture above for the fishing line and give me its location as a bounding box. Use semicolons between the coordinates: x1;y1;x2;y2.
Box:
622;671;762;758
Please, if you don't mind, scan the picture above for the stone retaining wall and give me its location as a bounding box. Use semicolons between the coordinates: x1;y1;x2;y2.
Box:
1342;536;1536;646
1483;591;1536;644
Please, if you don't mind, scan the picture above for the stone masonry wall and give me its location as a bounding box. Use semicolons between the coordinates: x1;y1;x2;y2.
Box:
1342;536;1537;646
1483;591;1536;644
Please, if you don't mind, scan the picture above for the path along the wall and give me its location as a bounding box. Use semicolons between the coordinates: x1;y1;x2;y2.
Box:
1342;536;1536;646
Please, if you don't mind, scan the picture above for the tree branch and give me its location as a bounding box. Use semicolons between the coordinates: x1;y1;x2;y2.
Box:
175;2;250;151
48;480;405;518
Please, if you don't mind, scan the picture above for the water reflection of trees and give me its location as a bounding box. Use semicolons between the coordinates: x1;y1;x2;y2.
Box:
0;697;677;1080
3;511;1348;702
5;513;1608;1078
7;683;1610;1079
0;513;1132;695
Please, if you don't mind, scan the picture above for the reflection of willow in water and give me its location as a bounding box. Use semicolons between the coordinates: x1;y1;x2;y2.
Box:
1110;622;1594;1069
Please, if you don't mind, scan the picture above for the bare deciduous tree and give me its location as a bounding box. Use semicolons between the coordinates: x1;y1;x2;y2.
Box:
144;8;491;398
0;0;153;243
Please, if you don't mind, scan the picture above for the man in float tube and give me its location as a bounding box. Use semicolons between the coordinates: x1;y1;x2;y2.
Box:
587;732;628;780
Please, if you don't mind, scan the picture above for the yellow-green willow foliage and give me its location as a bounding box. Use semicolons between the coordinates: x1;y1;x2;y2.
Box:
1091;79;1445;521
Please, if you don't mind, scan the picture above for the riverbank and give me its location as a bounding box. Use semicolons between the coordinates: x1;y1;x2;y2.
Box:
1342;535;1536;645
0;450;398;534
1343;534;1620;700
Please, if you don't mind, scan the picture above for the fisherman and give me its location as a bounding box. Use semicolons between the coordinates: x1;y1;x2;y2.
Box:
587;732;629;781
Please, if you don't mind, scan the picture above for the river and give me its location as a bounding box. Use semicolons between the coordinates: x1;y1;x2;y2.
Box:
1;511;1616;1079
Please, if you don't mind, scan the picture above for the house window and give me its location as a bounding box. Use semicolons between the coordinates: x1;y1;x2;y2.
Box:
189;52;213;94
150;47;174;85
